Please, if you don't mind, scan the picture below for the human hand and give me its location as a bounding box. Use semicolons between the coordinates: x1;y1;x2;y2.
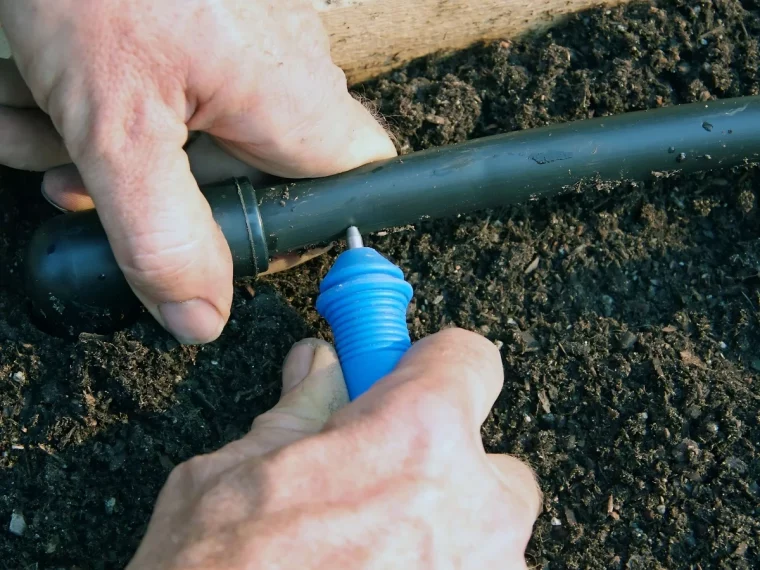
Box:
126;328;542;569
0;0;395;344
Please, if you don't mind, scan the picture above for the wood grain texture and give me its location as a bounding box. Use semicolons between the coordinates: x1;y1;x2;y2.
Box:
0;1;631;82
315;0;631;83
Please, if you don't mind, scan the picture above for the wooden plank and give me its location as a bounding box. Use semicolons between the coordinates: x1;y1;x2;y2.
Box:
0;1;630;83
316;0;631;83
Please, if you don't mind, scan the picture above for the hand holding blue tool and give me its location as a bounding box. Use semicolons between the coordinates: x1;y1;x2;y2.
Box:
316;227;414;400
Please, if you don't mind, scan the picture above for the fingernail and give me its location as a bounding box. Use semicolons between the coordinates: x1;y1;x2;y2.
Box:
158;299;225;345
41;165;92;212
41;180;70;212
281;341;317;393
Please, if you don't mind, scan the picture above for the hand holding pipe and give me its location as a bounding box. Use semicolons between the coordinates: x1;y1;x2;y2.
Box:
25;96;760;330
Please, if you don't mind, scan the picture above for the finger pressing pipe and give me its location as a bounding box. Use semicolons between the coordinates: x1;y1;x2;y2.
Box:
26;178;269;334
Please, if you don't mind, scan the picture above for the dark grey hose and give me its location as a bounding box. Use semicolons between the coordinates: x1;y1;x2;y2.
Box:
25;95;760;330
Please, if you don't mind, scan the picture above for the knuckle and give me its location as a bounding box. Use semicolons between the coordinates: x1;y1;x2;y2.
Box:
490;455;543;519
56;60;185;163
250;408;307;435
166;454;214;492
428;327;504;393
81;100;183;162
194;474;245;518
514;463;543;515
324;62;349;92
382;381;471;454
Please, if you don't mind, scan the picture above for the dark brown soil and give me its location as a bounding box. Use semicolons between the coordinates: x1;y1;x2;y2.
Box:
2;1;759;568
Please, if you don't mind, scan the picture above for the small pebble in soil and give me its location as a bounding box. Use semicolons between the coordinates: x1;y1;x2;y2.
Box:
687;405;702;419
105;497;117;515
656;504;667;515
676;152;687;163
705;422;720;434
738;190;756;213
619;331;638;350
551;517;562;526
674;439;700;462
735;543;750;557
632;526;646;541
601;295;615;317
45;536;59;554
11;371;25;383
8;512;26;536
541;413;556;428
724;457;748;474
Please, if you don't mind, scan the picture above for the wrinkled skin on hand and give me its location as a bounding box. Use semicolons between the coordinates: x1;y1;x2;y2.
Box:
0;0;395;344
126;329;542;569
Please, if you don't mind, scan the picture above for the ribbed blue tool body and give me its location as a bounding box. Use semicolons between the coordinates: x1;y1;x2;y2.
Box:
316;247;413;400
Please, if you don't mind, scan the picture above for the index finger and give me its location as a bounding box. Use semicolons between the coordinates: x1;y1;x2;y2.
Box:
334;327;504;439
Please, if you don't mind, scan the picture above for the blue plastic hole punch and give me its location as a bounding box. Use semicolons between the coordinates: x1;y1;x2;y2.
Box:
316;227;413;400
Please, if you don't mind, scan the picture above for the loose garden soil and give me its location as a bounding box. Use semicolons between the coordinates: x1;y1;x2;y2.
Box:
1;1;759;568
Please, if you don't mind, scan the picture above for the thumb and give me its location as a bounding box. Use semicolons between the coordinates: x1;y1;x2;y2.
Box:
243;339;349;456
165;339;347;492
211;92;397;179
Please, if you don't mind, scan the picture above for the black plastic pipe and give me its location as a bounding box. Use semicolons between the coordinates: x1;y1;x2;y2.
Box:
25;95;760;329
